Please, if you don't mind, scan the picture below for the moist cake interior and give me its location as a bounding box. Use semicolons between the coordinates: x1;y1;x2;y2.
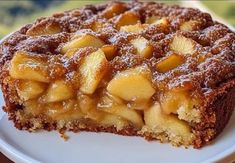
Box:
1;1;235;148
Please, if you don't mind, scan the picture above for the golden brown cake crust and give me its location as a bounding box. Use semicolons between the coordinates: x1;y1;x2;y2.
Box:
0;1;235;148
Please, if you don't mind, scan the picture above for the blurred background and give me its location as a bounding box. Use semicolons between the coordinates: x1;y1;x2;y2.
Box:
0;0;234;38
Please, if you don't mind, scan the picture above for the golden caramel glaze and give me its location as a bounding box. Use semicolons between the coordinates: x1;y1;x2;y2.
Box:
0;1;234;92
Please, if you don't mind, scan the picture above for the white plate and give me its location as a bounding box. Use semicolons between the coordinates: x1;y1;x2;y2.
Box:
0;91;235;163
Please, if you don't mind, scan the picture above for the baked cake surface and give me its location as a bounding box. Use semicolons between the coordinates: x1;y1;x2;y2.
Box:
0;1;235;148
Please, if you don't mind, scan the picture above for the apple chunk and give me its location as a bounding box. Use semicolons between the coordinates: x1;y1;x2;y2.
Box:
120;23;148;33
156;54;184;73
145;16;160;24
26;21;61;36
115;11;140;29
9;51;49;82
46;80;74;102
61;34;105;54
16;80;46;101
64;48;79;58
130;37;153;58
79;49;109;94
107;66;155;101
160;91;189;114
145;16;169;27
160;90;201;123
100;114;128;130
144;102;193;144
91;21;103;32
101;45;117;60
100;105;144;128
170;35;196;55
152;17;169;26
102;2;127;19
77;93;104;121
180;20;198;31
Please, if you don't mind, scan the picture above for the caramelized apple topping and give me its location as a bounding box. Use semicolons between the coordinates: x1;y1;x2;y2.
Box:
101;45;118;60
160;90;190;114
180;20;199;31
120;23;148;33
46;80;74;102
146;16;169;27
26;20;61;36
115;11;140;29
170;35;196;55
144;102;194;145
130;37;153;58
10;51;49;83
156;54;184;73
107;65;155;101
98;92;144;128
102;2;127;19
79;49;109;94
7;3;208;138
145;16;161;24
16;80;46;101
61;34;105;54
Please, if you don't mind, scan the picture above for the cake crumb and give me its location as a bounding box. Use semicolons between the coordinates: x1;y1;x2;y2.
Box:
59;128;69;141
60;132;69;141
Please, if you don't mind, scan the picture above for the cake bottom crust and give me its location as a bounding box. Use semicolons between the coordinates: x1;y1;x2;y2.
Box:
3;106;195;148
3;102;235;149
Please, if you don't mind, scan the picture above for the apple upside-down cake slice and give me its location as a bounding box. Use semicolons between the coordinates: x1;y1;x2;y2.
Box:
0;1;235;148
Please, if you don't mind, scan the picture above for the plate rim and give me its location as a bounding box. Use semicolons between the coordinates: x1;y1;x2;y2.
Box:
0;128;40;163
0;112;235;163
202;143;235;162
